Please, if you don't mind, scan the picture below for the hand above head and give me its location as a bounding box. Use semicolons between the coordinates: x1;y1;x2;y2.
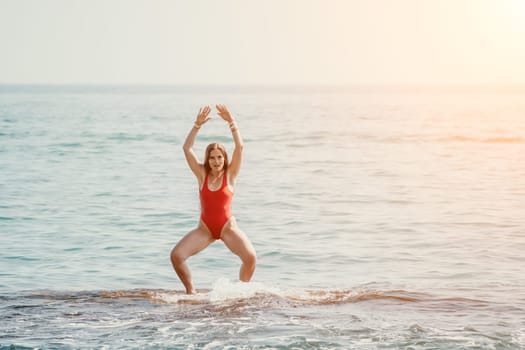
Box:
216;104;234;123
195;106;212;126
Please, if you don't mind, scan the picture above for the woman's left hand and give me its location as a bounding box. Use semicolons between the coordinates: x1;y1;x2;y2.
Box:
216;104;234;123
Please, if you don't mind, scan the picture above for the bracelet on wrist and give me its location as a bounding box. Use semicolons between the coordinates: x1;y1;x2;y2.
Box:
194;122;201;129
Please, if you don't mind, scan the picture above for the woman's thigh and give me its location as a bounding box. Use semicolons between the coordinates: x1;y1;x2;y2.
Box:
173;227;214;260
221;219;256;260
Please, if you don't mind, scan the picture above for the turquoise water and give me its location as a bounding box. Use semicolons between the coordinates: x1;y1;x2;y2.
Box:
1;85;524;349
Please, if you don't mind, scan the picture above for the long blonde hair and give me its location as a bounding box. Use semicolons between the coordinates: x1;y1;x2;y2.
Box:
204;143;229;174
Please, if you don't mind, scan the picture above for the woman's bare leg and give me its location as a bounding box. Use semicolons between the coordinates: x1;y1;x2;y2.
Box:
221;219;257;282
170;226;214;294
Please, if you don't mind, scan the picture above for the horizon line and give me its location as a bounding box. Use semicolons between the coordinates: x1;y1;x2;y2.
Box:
2;82;525;87
2;83;525;94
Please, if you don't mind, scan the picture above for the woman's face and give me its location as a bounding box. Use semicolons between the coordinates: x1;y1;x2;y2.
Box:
208;149;225;172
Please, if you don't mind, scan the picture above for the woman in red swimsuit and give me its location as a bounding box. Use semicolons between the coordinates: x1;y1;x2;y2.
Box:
170;105;257;294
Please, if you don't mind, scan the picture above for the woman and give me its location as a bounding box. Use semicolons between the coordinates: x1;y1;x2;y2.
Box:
170;105;257;294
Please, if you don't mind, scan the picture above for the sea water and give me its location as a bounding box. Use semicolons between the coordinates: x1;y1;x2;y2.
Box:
1;85;524;349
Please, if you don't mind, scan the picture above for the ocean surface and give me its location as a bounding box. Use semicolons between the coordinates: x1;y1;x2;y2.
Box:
1;85;524;349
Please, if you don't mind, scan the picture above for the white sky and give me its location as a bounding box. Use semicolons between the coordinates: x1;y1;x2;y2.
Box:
1;0;525;85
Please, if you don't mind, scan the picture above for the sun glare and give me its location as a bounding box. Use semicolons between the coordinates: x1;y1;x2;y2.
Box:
501;0;525;32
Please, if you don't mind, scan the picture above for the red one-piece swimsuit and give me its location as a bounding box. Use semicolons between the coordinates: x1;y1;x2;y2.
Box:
200;172;233;240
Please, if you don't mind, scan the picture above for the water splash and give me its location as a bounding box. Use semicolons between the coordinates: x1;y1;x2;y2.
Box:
208;278;281;302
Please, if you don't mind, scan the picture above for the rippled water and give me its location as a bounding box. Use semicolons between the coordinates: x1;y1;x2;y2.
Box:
1;85;524;349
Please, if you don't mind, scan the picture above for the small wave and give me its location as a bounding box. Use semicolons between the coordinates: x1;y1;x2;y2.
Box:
107;133;147;142
53;142;83;148
379;134;525;144
447;135;525;144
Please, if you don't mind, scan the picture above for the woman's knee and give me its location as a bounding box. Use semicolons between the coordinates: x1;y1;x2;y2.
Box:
170;247;186;266
243;250;257;267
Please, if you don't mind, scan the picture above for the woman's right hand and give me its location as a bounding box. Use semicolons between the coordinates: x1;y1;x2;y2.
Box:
195;106;212;127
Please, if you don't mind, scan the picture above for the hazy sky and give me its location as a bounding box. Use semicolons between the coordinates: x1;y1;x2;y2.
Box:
1;0;525;85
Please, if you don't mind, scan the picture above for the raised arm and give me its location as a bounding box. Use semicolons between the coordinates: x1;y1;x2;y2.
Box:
183;106;211;179
216;104;243;181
